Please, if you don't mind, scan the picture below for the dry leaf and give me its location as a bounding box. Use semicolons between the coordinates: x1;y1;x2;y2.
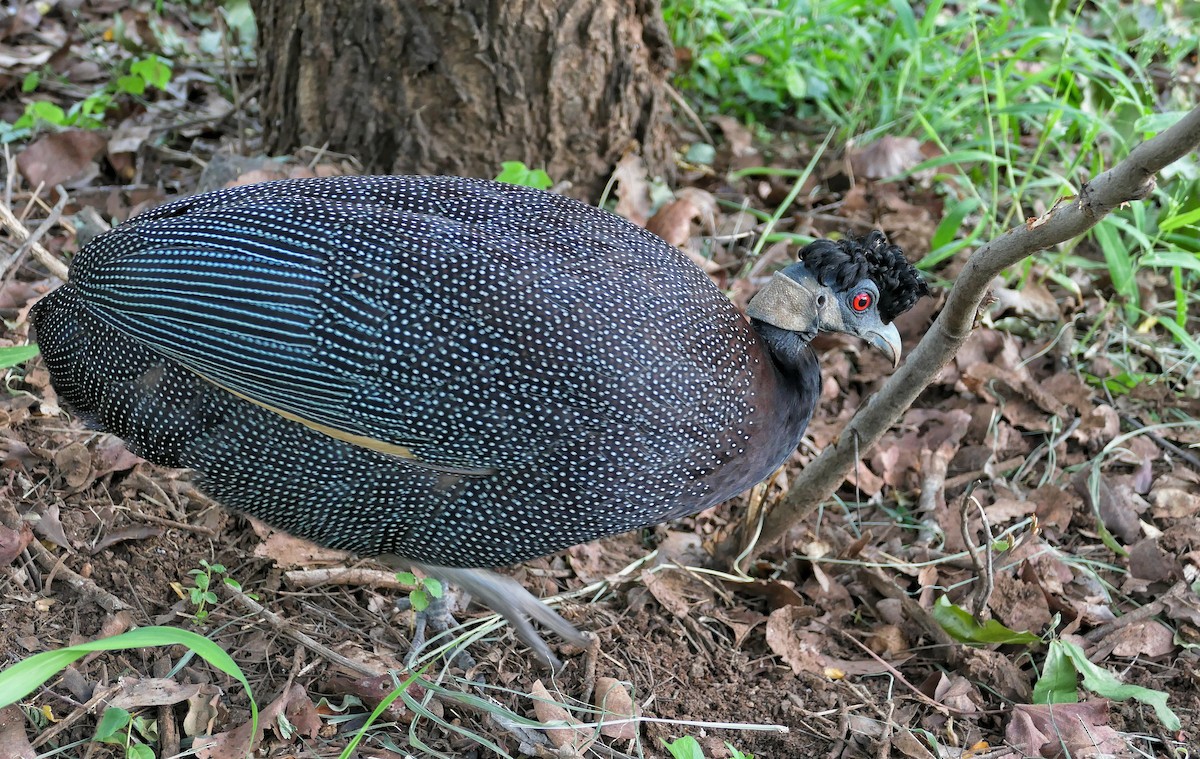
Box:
17;130;107;189
108;678;202;709
594;677;638;740
1109;621;1175;658
530;680;594;754
611;152;651;226
848;135;924;179
1005;701;1125;758
765;606;828;675
0;705;35;759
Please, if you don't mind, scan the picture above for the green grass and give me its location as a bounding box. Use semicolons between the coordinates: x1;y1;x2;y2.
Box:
664;0;1200;365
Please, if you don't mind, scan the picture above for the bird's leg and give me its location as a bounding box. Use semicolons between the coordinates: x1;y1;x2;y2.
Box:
394;591;477;671
411;562;590;671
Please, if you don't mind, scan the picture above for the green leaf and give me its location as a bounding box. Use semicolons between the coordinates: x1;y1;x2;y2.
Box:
932;596;1040;644
94;707;132;742
930;197;980;251
684;143;716;165
1032;640;1077;704
128;743;156;759
1060;640;1181;730
410;589;429;612
1158;204;1200;232
0;344;39;369
394;571;417;585
424;578;443;598
1093;218;1137;314
116;75;146;95
21;72;39;93
725;742;754;759
24;101;68;127
783;65;806;99
130;57;172;90
495;161;553;190
662;736;706;759
0;627;257;737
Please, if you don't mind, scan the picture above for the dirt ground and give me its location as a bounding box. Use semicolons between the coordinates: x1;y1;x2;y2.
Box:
2;3;1199;758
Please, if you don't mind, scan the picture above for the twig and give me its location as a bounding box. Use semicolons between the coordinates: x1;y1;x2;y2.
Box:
283;566;407;589
227;586;381;678
1120;413;1200;472
1;186;67;281
957;483;994;621
738;105;1200;560
1082;579;1189;644
0;195;70;281
664;83;715;146
153;656;181;758
126;509;219;537
29;540;131;613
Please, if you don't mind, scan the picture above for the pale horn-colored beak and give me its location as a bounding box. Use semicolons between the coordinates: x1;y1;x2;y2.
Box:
866;322;903;368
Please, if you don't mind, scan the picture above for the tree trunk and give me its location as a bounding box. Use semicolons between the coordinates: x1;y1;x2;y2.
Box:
249;0;675;199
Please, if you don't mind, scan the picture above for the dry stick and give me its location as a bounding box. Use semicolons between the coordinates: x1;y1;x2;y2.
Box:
0;196;70;281
227;586;381;678
0;186;66;281
738;105;1200;561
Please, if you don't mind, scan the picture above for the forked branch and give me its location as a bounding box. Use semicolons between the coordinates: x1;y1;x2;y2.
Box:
740;104;1200;560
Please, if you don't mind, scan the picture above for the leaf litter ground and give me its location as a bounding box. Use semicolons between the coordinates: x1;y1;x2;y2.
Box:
1;3;1198;758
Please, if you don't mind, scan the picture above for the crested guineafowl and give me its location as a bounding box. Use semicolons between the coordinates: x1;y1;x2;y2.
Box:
31;175;928;667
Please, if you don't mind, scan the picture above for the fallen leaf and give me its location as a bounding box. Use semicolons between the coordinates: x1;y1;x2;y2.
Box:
194;683;320;759
108;678;202;709
611;152;651;226
54;441;92;490
17;130;107;189
594;677;638;740
0;705;35;759
1005;701;1125;758
530;680;594;754
848;135;924;179
640;567;714;619
765;606;829;676
1109;621;1175;658
0;521;33;567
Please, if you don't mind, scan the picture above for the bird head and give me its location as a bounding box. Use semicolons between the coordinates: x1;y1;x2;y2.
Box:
745;231;928;368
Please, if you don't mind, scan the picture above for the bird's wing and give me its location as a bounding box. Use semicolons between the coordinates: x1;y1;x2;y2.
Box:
71;176;746;472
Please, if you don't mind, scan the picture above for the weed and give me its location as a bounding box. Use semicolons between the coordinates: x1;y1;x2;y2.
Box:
495;161;554;190
664;0;1199;358
179;559;253;623
394;571;444;613
2;55;173;142
93;706;157;759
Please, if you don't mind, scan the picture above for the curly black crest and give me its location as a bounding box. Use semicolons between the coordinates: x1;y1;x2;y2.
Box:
799;230;929;323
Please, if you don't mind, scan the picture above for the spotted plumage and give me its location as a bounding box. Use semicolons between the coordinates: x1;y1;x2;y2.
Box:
31;175;926;664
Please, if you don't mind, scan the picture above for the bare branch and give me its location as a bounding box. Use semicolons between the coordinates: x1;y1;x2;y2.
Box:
741;104;1200;559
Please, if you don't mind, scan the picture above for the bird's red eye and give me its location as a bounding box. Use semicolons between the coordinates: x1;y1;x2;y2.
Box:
851;292;873;312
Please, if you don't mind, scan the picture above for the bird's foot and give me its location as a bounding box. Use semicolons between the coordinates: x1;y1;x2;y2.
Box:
412;563;589;671
395;593;478;671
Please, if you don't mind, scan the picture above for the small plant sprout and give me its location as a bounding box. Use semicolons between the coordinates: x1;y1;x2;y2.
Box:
394;571;445;613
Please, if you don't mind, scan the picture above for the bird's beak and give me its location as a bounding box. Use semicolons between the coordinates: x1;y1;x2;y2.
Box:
865;322;903;368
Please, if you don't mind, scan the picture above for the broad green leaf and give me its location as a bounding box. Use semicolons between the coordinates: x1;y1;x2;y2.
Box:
94;707;132;743
495;161;552;190
0;344;39;369
1062;640;1180;731
932;596;1040;645
1032;640;1077;704
130;57;171;90
662;736;706;759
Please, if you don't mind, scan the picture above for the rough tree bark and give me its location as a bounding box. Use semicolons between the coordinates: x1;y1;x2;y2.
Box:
248;0;675;199
728;105;1200;563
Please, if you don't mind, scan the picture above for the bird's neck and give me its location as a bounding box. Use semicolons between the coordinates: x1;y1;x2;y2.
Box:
750;319;818;382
